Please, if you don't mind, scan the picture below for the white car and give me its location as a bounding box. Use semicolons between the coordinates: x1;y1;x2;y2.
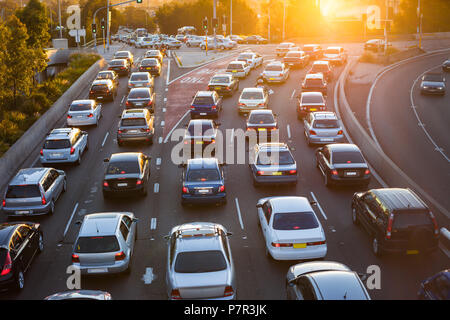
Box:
67;99;102;127
137;36;154;49
134;37;146;48
276;42;300;57
237;52;263;69
261;61;290;83
238;87;269;114
256;196;327;261
40;128;88;165
225;61;250;78
186;36;203;47
323;46;348;65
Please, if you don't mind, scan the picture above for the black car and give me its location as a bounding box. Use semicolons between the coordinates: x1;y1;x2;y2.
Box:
0;222;43;291
315;143;371;187
89;79;117;102
303;44;323;60
443;59;450;72
180;158;227;206
108;59;131;77
102;152;151;198
207;74;239;97
125;87;156;112
351;188;439;257
139;58;161;76
420;73;446;95
246;109;278;141
418;270;450;300
95;70;119;88
183;119;219;158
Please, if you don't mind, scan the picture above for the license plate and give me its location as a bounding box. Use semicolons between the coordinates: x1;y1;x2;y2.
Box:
272;172;282;176
198;189;210;194
200;113;207;116
15;210;30;215
98;96;103;99
293;243;307;249
136;84;143;87
269;78;275;80
135;103;143;106
129;130;139;134
310;108;317;111
196;141;204;145
51;153;63;158
258;128;266;131
87;268;108;274
215;87;221;90
345;171;358;176
232;70;237;73
320;138;333;142
406;250;419;255
117;183;128;187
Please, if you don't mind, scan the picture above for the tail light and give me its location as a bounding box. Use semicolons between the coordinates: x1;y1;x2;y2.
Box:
125;101;131;106
226;86;231;90
103;181;109;187
238;103;245;106
288;170;297;175
331;170;338;176
70;147;75;155
141;128;151;133
41;195;47;205
67;115;72;119
219;185;225;192
309;130;316;135
89;90;94;94
115;251;126;261
364;169;370;175
2;199;5;207
307;240;326;246
212;105;217;110
270;127;277;131
271;242;292;247
171;289;182;300
337;130;343;135
257;171;265;175
71;254;80;263
258;103;265;107
40;149;43;156
0;252;12;276
386;213;394;239
430;212;439;236
182;187;189;193
147;100;152;106
136;179;143;185
118;130;123;134
190;105;195;110
87;113;94;118
224;286;234;297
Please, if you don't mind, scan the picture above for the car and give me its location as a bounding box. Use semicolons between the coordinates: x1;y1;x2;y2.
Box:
113;50;133;65
95;70;119;88
0;222;44;291
175;34;186;42
283;50;309;68
71;212;138;275
303;112;344;146
163;38;182;49
364;39;391;52
139;58;161;76
244;35;267;44
302;44;323;60
134;36;146;48
102;152;151;197
108;59;131;77
261;61;290;83
45;290;112;300
183;119;219;158
420;73;446;95
228;35;244;44
136;36;154;49
2;167;66;216
351;188;439;256
207;73;239;97
442;58;450;72
316;143;371;187
125;87;156;112
323;46;347;65
286;261;371;300
250;143;297;186
67;99;102;127
117;109;155;146
88;79;117;102
237;51;263;69
217;38;237;49
246;109;278;142
418;270;450;300
40;128;88;165
180;158;227;206
144;50;163;63
297;92;326;119
276;42;300;57
190;91;223;118
256;196;326;260
186;35;203;47
128;72;154;91
238;87;269;115
308;61;333;82
225;61;250;78
165;222;236;300
301;73;327;96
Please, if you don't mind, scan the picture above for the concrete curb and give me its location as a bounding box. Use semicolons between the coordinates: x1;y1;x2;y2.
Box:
440;228;450;251
0;57;107;194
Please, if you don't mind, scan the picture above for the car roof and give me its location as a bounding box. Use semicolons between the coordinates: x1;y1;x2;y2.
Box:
98;70;114;75
370;188;428;212
249;109;273;115
130;72;150;77
115;51;131;55
326;46;343;50
290;261;351;279
242;87;264;93
187;158;219;170
188;119;214;125
71;99;95;105
309;271;369;300
92;79;112;85
110;59;127;64
280;42;294;45
129;87;151;93
327;143;361;153
0;224;19;246
46;128;80;142
121;109;149;118
173;222;224;253
10;167;49;185
311;112;338;120
313;61;329;65
195;91;215;97
212;73;231;78
256;142;289;152
229;61;245;65
305;73;324;79
109;152;142;162
142;58;158;62
80;212;123;236
269;196;313;213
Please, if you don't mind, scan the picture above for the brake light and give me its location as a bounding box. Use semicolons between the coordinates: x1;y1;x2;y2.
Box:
307;240;326;246
40;149;43;156
338;130;343;135
70;147;75;155
115;251;126;261
309;130;316;135
41;195;47;205
190;105;195;110
288;170;297;175
103;181;109;187
386;213;394;240
118;130;122;134
147;100;152;106
238;103;245;106
0;252;12;276
258;103;265;107
125;101;131;106
141;128;150;132
219;185;225;192
430;212;439;236
87;113;94;118
271;242;292;247
226;86;231;90
71;254;80;263
67;115;72;119
224;286;234;297
257;171;265;175
2;199;5;207
182;187;189;193
212;105;217;110
136;179;143;185
171;289;182;300
331;170;338;176
364;169;370;175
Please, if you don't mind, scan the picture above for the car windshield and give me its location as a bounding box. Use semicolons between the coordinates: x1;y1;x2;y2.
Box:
227;64;243;70
146;51;159;56
272;212;319;230
6;185;41;198
313;119;339;128
141;59;157;66
265;65;282;72
187;123;214;136
392;209;433;230
257;150;295;165
75;236;120;253
238;54;253;60
174;250;227;273
44;139;71;149
121;118;146;126
241;91;264;100
301;94;323;104
249;113;274;124
210;77;230;84
422;74;443;82
106;161;140;174
332;151;365;164
305;79;324;86
187;169;220;182
130;74;149;81
193;96;214;105
325;48;340;54
70;103;92;111
128;90;150;99
97;72;112;79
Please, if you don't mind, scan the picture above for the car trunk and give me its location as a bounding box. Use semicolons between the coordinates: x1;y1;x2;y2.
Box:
184;181;221;195
272;228;324;247
333;163;367;178
68;110;94;121
127;98;151;108
105;174;140;190
5;184;43;208
175;270;229;299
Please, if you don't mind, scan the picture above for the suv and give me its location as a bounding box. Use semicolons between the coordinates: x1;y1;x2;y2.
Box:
323;46;347;65
72;212;138;275
351;188;439;256
113;50;134;65
125;87;156;112
208;74;239;97
89;79;117;102
297;91;326;119
165;222;236;300
2;167;66;216
303;112;344;146
302;73;327;96
128;72;154;91
276;42;300;57
190;91;223;118
262;62;289;83
117;109;154;146
108;59;131;77
40;128;88;165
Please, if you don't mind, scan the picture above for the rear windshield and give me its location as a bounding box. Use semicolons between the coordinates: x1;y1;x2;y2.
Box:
301;94;323;104
303;46;315;52
130;74;149;81
107;161;140;174
110;60;125;66
193;96;214;105
174;250;227;273
241;91;264;100
187;123;214;136
91;84;108;91
305;79;324;86
115;52;129;58
227;64;243;70
238;54;253;60
249;113;274;124
279;43;291;48
97;72;112;79
75;236;120;253
187;169;220;182
6;185;41;198
146;51;159;56
265;65;282;72
44;139;71;149
392;209;433;229
121;118;146;127
257;151;295;165
210;77;230;84
325;48;340;54
312;64;329;72
70;103;92;111
286;52;301;58
128;90;150;99
272;212;319;230
141;59;157;66
332;151;365;164
313;119;339;128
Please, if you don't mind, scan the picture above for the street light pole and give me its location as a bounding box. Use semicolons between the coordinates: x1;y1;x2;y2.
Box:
282;0;286;40
417;0;422;49
106;0;110;52
58;0;62;38
267;0;270;43
213;0;217;49
230;0;232;36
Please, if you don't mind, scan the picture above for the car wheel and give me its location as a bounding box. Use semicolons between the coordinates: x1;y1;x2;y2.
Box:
372;237;383;257
351;206;359;225
15;269;25;291
62;178;67;193
76;153;81;165
37;232;44;253
49;200;55;215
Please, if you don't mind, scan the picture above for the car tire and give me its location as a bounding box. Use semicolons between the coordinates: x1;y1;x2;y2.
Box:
76;153;81;165
62;178;67;193
372;236;383;257
48;200;55;215
37;232;44;253
351;206;359;226
14;269;25;291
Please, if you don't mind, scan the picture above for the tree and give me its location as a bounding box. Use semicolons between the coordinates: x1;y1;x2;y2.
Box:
0;23;11;115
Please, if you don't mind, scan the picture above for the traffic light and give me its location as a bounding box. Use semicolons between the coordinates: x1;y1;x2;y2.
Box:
137;0;143;3
92;23;97;33
212;18;218;29
202;18;208;30
101;19;105;30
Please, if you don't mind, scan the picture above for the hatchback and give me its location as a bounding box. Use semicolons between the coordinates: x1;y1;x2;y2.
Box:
40;128;88;165
89;79;117;102
303;112;344;146
190;91;223;118
67;99;102;127
128;72;154;91
238;88;269;115
117;109;154;146
125;87;155;112
297;92;326;119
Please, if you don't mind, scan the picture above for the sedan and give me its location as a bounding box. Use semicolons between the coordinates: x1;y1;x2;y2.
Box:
261;62;289;83
89;79;117;102
303;111;344;146
144;50;163;63
257;197;326;261
420;73;446;95
208;74;239;97
418;270;450;300
238;88;269;115
246;109;278;142
128;72;154;91
139;58;161;76
108;59;131;77
95;70;119;88
283;51;309;68
125;87;156;112
183;119;219;158
67;99;102;127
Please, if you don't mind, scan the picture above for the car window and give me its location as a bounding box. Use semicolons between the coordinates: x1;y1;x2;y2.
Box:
44;139;71;149
119;221;129;241
249;113;275;124
433;275;450;300
110;60;125;66
10;231;24;252
18;225;32;239
97;72;112;79
128;90;150;99
75;236;120;253
70;103;92;111
272;212;319;230
193;96;215;105
227;64;243;70
91;84;109;92
210;77;230;84
241;91;264;100
107;160;140;174
312;64;329;72
187;169;220;182
332;151;365;164
6;184;41;198
262;201;272;223
219;230;231;263
301;95;323;104
313;119;339;129
392;209;433;230
174;250;227;273
265;65;282;72
325;48;340;54
322;148;331;162
286;52;301;58
297;277;317;300
305;79;324;86
187;123;214;136
122;215;133;229
257;150;295;165
141;59;157;66
130;74;149;81
121;118;147;127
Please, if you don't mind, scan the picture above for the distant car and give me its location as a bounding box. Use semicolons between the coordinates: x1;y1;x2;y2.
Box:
303;112;344;146
302;73;327;96
113;50;134;65
186;36;203;47
286;261;371;300
190;91;223;118
352;188;439;256
67;99;102;127
250;143;297;186
207;73;239;97
40;127;88;165
2;167;66;216
238;87;269;115
175;34;186;42
228;35;244;44
45;290;112;300
308;61;333;82
95;70;119;88
0;222;44;291
180;158;227;206
134;36;145;48
72;212;138;275
283;50;309;68
117;109;155;146
364;39;390;52
183;119;219;158
297;92;326;119
108;59;131;77
442;58;450;72
139;58;161;76
315;143;371;187
246;109;278;141
144;50;163;63
276;42;300;57
420;73;446;95
418;270;450;300
136;36;154;49
225;61;250;78
244;35;267;44
125;87;156;112
237;51;263;69
261;61;290;83
89;79;117;102
165;222;236;300
257;196;326;260
102;152;151;197
303;44;323;60
128;72;154;91
323;46;347;65
163;38;182;49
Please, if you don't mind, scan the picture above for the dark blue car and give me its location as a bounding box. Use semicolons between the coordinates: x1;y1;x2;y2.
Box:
190;91;222;118
418;270;450;300
181;158;226;206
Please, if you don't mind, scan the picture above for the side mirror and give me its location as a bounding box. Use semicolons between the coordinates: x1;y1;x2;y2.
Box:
145;155;151;162
75;220;82;225
132;218;139;223
103;158;109;162
226;232;233;237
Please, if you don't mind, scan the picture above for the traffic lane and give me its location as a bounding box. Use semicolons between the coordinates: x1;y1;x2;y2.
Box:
369;53;450;221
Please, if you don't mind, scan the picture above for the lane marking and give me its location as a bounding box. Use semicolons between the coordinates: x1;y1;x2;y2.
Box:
164;97;167;103
162;108;166;113
142;267;155;284
156;157;161;166
163;110;190;143
154;183;159;193
235;198;245;230
310;192;328;221
121;96;125;104
161;121;165;127
290;89;296;100
287;124;291;140
166;59;171;86
63;202;79;237
229;128;234;146
150;218;157;230
159;137;163;144
101;132;109;147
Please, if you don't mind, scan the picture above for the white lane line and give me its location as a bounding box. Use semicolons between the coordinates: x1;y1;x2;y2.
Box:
154;183;159;193
229;128;234;146
287;125;291;139
162;107;166;113
290;89;296;100
164;110;190;143
101;132;109;147
63;202;79;237
164;97;167;103
310;192;328;221
235;198;245;230
161;121;165;127
31;156;40;168
166;59;171;86
156;157;161;166
150;218;157;230
165;88;168;92
159;137;163;144
121;96;125;104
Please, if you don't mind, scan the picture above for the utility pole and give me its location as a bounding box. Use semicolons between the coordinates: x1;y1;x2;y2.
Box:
213;0;217;49
282;0;286;41
417;0;423;49
106;0;110;52
267;0;270;43
58;0;62;38
230;0;232;36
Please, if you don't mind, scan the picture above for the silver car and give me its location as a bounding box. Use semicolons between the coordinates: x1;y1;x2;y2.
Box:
128;72;154;91
2;167;66;216
303;112;344;146
67;100;102;127
286;261;371;300
45;290;112;300
117;108;155;145
262;62;290;83
225;61;250;78
238;88;269;115
40;128;88;165
72;212;138;275
165;222;236;300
